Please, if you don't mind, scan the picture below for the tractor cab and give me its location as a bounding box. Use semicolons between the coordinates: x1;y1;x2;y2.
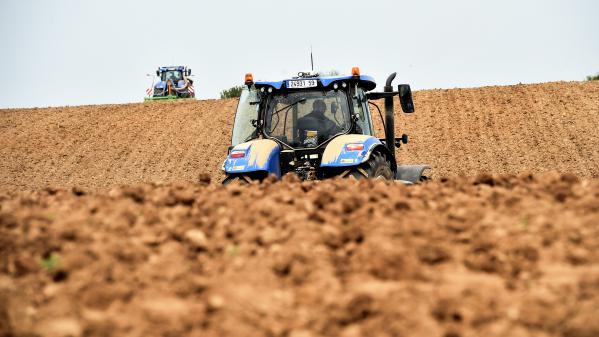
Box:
232;70;375;146
145;66;195;101
161;69;184;84
223;68;430;183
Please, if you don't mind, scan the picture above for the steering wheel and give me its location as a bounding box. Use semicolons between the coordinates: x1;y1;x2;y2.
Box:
297;116;339;142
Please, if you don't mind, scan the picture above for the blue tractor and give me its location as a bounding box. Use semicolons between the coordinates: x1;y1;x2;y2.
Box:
145;66;195;101
222;67;430;184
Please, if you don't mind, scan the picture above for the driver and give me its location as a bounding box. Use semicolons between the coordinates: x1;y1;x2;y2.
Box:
167;72;178;83
297;99;341;145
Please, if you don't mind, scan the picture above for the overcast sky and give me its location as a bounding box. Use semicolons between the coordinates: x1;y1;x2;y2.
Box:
1;0;597;108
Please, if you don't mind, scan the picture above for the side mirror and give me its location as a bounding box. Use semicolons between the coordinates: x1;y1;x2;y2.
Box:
187;69;192;76
156;70;160;77
393;134;409;148
398;84;414;113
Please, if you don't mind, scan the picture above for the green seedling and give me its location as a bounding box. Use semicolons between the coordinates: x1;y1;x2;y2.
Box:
226;244;240;257
44;212;56;222
40;253;61;272
521;215;530;230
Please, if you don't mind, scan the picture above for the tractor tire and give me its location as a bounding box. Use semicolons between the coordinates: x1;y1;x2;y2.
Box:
222;175;248;185
222;172;267;185
348;152;394;180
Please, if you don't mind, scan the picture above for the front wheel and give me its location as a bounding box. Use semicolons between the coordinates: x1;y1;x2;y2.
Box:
222;172;268;185
222;175;250;185
348;152;394;180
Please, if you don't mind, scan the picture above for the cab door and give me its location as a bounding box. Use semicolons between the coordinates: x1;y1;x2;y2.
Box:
352;87;375;136
231;87;260;146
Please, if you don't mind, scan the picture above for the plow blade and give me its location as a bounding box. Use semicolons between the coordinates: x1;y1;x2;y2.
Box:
395;165;431;184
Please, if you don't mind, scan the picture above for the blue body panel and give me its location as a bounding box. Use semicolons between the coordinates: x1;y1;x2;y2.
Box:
255;74;377;91
319;75;376;89
320;135;383;168
256;80;285;90
223;140;281;177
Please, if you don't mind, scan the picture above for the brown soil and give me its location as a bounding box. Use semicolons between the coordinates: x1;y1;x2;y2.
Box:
1;81;599;337
1;81;598;192
1;173;598;337
0;99;237;192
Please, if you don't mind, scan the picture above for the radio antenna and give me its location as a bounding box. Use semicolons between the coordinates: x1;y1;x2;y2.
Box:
310;46;314;72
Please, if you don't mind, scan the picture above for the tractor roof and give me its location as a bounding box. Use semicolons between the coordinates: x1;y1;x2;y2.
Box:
158;66;186;72
255;73;377;92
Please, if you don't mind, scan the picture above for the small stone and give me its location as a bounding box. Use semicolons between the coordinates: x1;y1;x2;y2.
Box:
207;295;224;312
198;173;211;185
43;284;61;298
567;247;589;265
71;187;86;196
172;190;195;205
259;227;279;245
141;296;190;324
340;325;361;337
36;317;82;337
26;306;37;317
289;329;314;337
184;229;208;249
507;307;520;320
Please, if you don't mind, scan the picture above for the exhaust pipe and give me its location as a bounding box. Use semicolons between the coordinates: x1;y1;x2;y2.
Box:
384;72;397;160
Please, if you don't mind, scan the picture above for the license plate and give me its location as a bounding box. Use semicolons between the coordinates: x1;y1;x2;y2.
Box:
287;79;317;89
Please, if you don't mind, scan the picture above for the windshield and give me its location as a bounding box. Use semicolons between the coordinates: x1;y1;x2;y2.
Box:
264;90;351;148
231;87;260;146
161;70;183;83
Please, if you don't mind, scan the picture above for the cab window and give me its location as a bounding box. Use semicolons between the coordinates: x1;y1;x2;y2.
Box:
231;87;260;146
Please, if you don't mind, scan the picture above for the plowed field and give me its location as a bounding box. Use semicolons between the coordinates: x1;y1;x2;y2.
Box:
1;81;598;191
1;81;599;337
2;174;599;337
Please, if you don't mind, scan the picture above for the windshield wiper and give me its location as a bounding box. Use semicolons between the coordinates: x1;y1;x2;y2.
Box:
273;98;306;114
268;98;306;133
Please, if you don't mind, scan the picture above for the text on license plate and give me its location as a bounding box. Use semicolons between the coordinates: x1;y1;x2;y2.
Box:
287;79;317;89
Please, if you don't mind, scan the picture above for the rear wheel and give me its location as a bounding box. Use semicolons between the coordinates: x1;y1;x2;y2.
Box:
348;152;394;180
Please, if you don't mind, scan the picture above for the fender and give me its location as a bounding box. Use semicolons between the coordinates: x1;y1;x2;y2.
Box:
320;135;395;169
223;139;281;177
